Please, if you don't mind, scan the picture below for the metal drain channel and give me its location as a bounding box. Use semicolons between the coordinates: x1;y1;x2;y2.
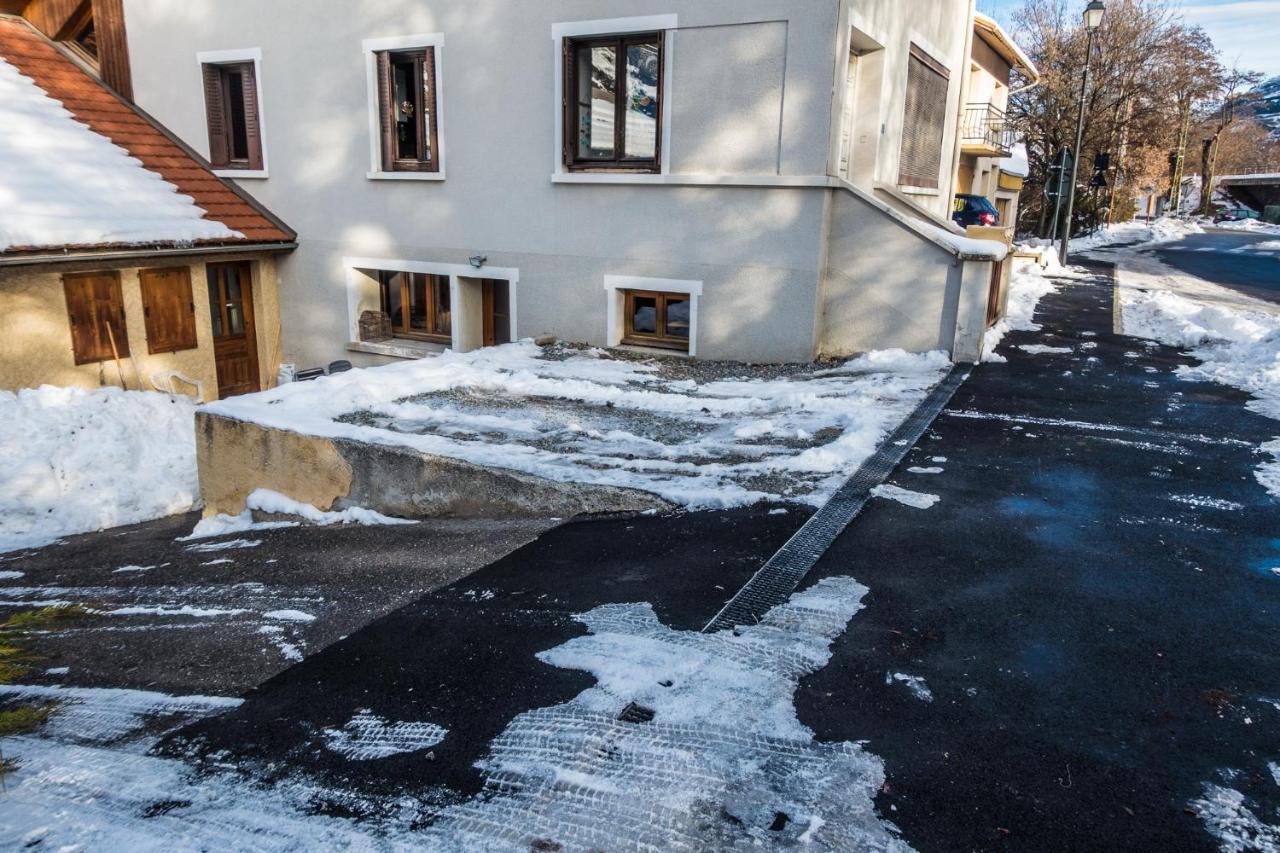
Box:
702;366;971;633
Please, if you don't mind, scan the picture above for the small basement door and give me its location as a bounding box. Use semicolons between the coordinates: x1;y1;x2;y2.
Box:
207;261;261;397
482;279;511;347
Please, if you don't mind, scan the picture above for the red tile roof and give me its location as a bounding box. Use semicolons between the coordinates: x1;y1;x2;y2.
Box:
0;16;293;253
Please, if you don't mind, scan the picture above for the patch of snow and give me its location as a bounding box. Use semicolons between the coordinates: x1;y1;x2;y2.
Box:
182;489;414;540
0;570;23;580
184;538;262;553
200;558;234;566
1169;495;1244;511
203;342;953;510
907;466;943;474
983;261;1063;362
1191;782;1280;852
0;683;239;743
871;484;940;509
323;710;448;761
112;564;158;574
257;625;304;662
0;57;239;251
420;575;909;848
885;672;934;703
1211;218;1280;236
0;387;198;554
1017;344;1074;355
44;667;68;676
1116;255;1280;497
263;609;315;623
1072;217;1204;254
103;605;248;618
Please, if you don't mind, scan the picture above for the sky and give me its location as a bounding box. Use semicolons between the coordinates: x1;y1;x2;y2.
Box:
974;0;1280;78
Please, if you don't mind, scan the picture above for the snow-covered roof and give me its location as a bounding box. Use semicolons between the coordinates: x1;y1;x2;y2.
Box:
0;56;239;252
973;13;1039;82
0;18;292;255
998;142;1030;178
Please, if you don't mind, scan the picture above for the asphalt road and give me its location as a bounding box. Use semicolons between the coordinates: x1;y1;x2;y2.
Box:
160;265;1280;850
1154;227;1280;302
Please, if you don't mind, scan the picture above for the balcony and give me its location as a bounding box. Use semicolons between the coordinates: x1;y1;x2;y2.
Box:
960;103;1015;158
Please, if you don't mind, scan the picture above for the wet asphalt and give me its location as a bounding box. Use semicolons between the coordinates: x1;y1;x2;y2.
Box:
159;262;1280;850
1154;227;1280;302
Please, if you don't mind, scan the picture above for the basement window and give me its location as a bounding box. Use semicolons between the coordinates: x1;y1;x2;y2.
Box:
623;290;689;351
379;271;451;342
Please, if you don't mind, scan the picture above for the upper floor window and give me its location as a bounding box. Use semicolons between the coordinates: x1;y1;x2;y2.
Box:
375;48;439;172
201;60;264;172
898;44;950;190
563;33;662;172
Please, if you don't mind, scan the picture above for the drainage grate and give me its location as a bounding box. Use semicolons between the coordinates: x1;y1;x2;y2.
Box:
702;366;970;633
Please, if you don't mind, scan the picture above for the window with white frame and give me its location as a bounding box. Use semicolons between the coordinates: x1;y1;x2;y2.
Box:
363;34;445;178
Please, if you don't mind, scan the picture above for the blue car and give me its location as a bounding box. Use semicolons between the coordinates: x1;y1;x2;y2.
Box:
952;194;1001;227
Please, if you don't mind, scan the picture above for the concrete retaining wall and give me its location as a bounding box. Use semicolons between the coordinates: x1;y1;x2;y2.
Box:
196;411;673;520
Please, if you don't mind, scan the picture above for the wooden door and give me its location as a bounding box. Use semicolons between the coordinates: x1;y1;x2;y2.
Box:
482;279;511;347
206;261;260;397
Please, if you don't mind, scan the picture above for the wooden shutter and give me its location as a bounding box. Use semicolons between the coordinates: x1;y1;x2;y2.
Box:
238;62;264;170
63;271;128;365
375;51;395;172
140;267;197;354
423;46;440;172
202;64;229;167
562;38;574;166
898;44;950;189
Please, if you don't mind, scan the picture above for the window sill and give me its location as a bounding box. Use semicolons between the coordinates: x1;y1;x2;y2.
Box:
366;171;447;182
214;169;269;180
898;184;941;196
614;343;692;359
552;173;833;188
346;338;446;359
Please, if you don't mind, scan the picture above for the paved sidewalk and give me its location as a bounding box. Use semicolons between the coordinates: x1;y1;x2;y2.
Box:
798;263;1280;851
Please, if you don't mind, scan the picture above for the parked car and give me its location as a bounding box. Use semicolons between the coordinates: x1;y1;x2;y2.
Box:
1214;208;1261;223
952;194;1001;228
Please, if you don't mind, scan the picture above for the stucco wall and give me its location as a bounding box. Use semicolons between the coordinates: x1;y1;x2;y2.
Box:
0;253;282;400
817;188;963;358
838;0;973;220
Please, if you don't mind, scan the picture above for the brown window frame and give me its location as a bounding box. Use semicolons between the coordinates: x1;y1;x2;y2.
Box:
62;270;129;366
375;48;440;173
622;289;690;352
897;43;950;190
201;60;264;171
59;3;98;66
139;266;199;355
563;32;663;173
379;271;452;343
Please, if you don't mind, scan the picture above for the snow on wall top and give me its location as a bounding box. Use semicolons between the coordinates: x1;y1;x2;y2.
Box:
0;55;240;252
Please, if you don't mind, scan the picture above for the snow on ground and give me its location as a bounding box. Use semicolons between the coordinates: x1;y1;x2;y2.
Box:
184;488;416;540
0;57;238;252
323;710;448;761
0;576;907;849
1192;782;1280;852
871;484;940;509
1209;218;1280;236
0;386;198;554
982;257;1078;362
1115;253;1280;496
1073;217;1205;252
206;343;953;509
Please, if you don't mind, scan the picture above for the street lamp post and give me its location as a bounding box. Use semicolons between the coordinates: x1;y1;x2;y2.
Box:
1058;0;1105;266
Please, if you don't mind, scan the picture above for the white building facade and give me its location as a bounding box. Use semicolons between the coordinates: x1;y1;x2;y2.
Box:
122;0;1003;368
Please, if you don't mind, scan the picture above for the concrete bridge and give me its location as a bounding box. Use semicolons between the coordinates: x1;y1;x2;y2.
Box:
1218;168;1280;215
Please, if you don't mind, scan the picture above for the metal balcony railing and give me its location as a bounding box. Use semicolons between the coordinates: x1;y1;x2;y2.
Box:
960;103;1015;157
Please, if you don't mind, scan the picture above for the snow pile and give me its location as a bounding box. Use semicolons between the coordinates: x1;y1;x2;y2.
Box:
323;710;447;761
0;57;238;252
1209;218;1280;235
1046;217;1204;254
1192;783;1280;852
184;488;416;539
207;343;953;509
0;386;198;553
1118;263;1280;496
919;222;1009;260
420;575;908;849
982;260;1066;362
